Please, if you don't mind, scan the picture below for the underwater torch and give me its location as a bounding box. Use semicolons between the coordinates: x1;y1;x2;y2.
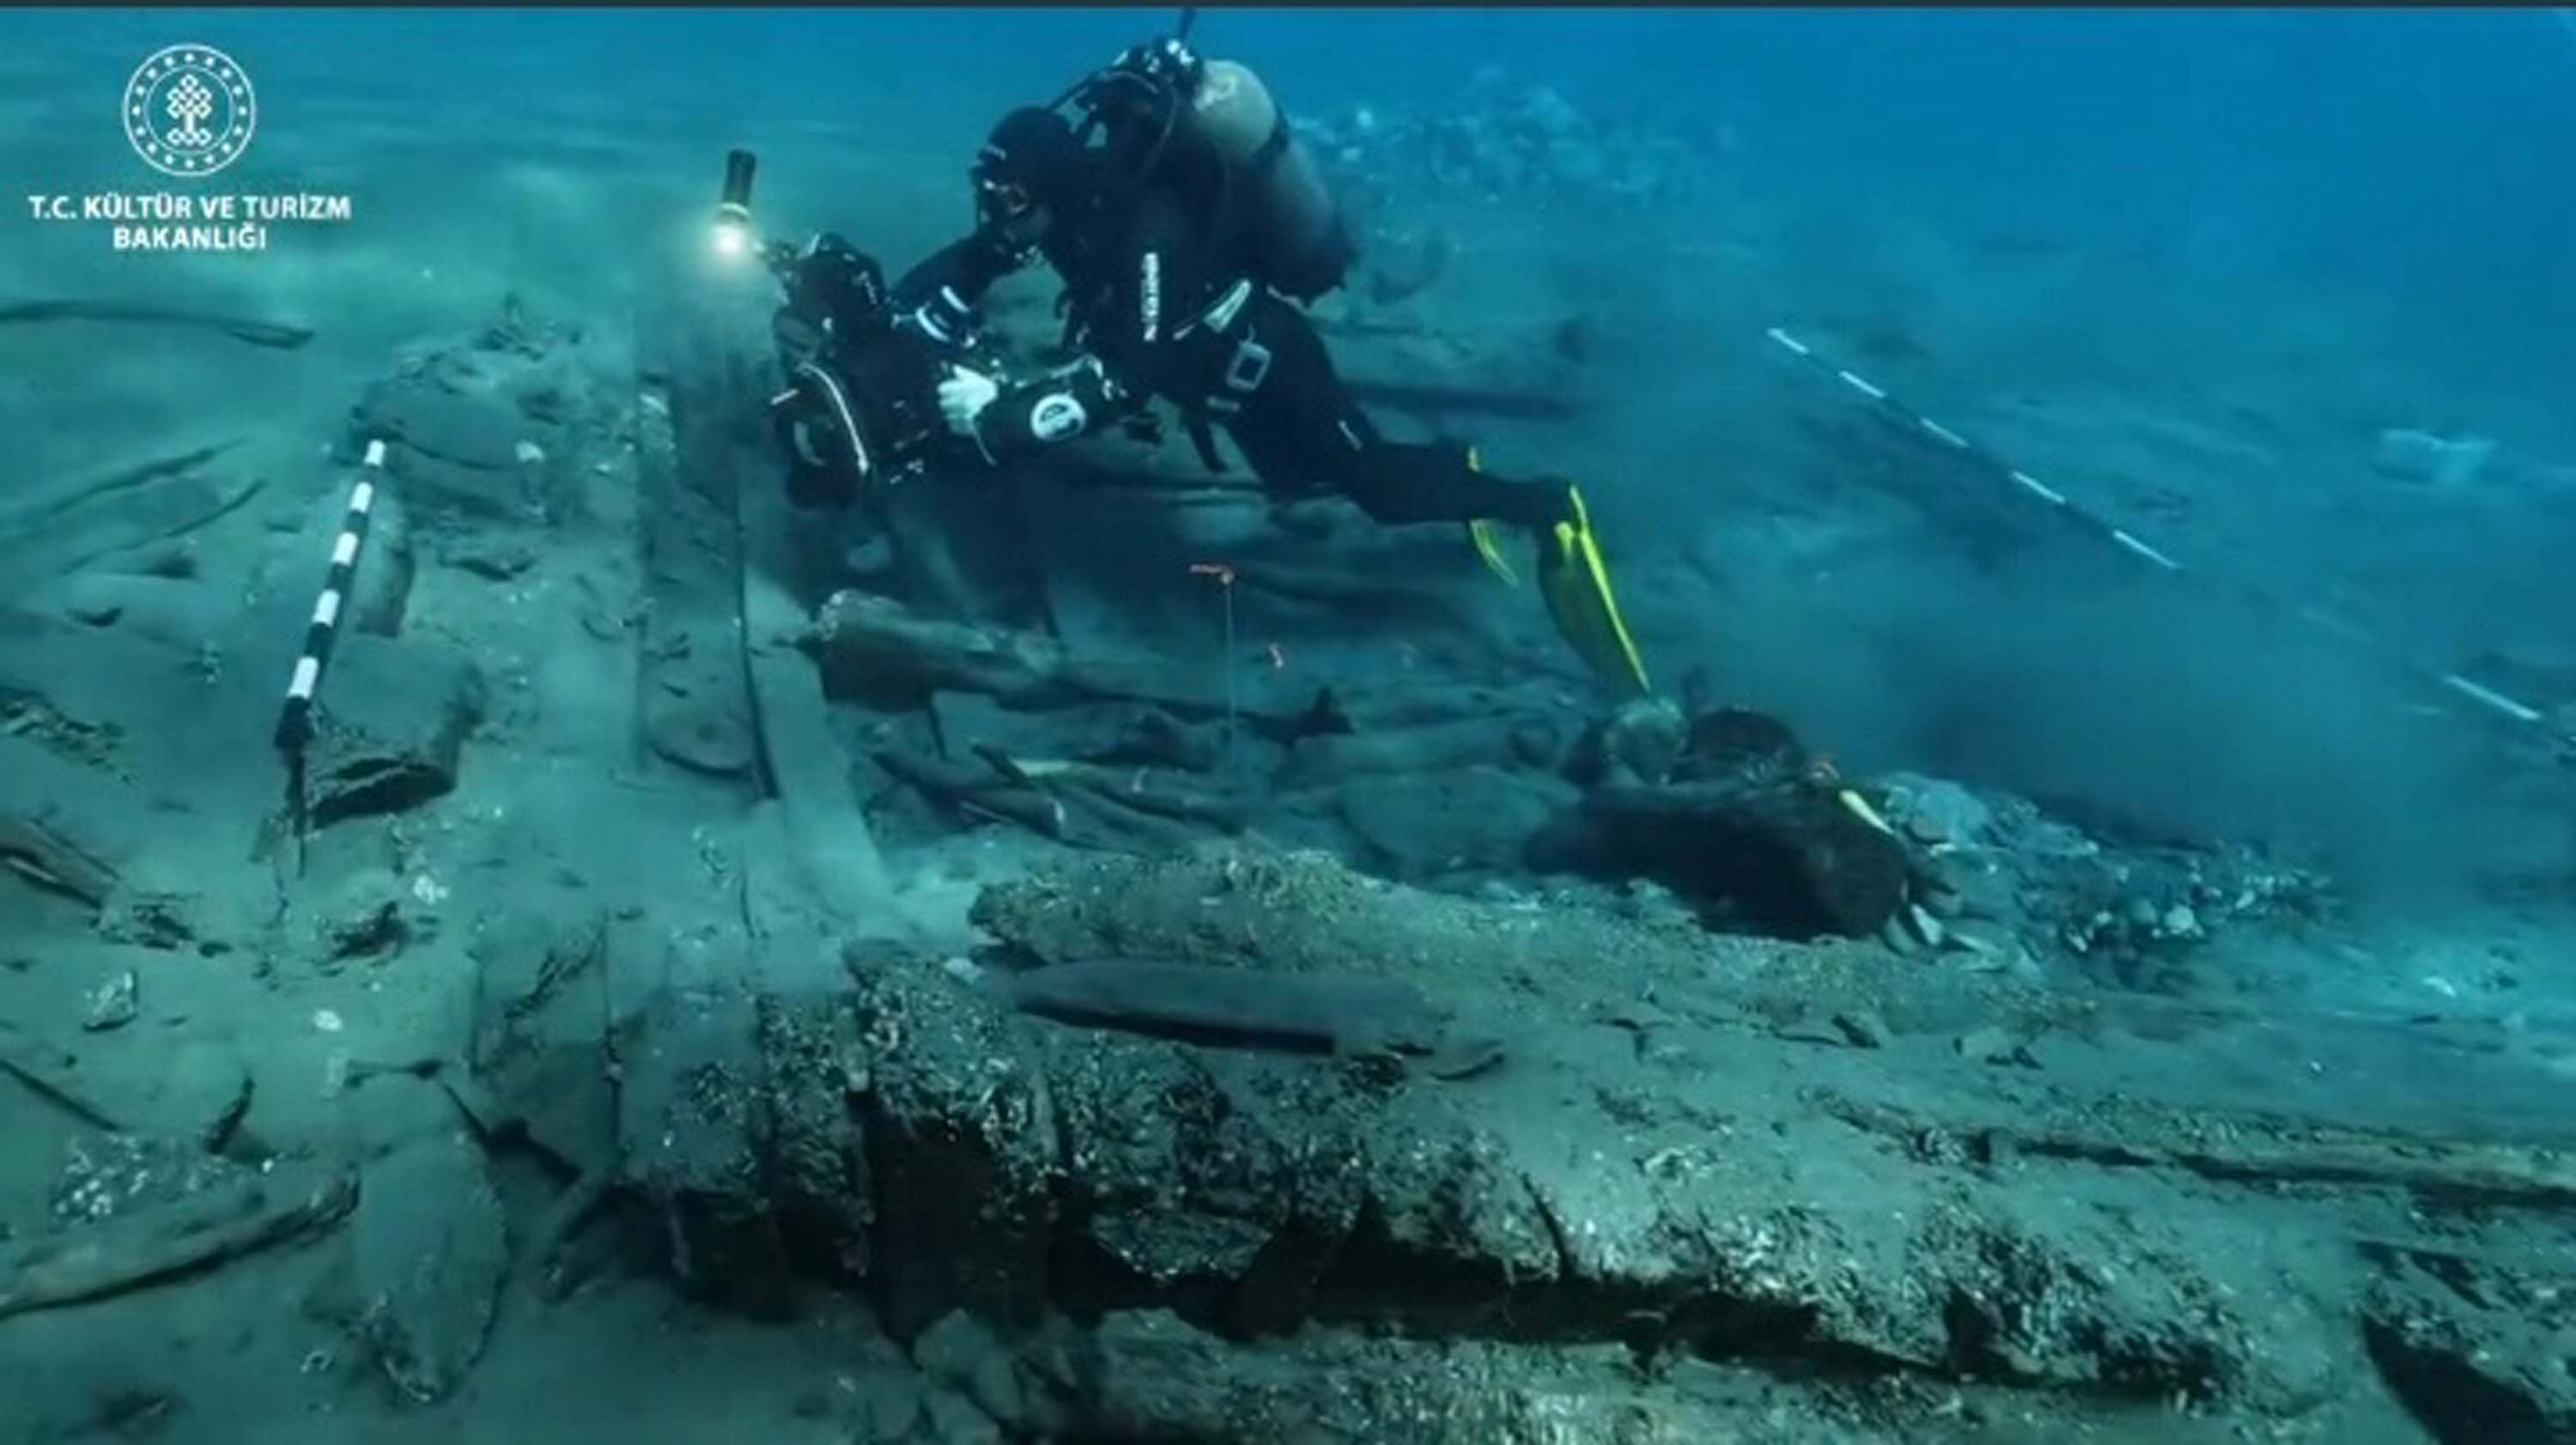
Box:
714;148;757;259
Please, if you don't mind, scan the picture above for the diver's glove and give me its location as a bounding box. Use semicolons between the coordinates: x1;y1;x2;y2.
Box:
938;364;1000;442
945;358;1122;464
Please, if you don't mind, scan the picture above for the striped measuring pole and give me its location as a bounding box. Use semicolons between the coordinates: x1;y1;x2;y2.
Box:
1762;326;2574;766
275;439;387;756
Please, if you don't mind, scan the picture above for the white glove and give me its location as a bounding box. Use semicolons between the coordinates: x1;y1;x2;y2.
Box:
937;364;999;439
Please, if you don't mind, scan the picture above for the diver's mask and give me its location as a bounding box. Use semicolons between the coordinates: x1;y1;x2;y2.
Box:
973;106;1095;238
974;171;1034;228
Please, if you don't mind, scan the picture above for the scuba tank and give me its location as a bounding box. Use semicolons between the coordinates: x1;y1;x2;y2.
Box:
1183;58;1353;303
1059;16;1356;303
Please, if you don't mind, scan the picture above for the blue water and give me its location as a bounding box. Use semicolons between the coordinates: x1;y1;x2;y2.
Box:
17;9;2570;369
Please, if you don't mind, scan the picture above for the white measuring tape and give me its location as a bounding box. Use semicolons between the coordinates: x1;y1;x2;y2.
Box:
1764;327;2572;762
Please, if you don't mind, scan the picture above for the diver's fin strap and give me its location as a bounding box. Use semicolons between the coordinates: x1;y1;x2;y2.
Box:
1462;447;1523;586
1467;519;1521;587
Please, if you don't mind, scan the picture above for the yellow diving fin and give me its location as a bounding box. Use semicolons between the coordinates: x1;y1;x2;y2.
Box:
1467;519;1521;586
1462;449;1522;586
1535;484;1651;695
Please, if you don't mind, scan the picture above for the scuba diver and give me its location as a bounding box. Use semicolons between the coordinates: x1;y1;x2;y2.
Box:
884;25;1652;695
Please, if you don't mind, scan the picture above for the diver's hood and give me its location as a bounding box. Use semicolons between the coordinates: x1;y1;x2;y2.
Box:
975;106;1101;213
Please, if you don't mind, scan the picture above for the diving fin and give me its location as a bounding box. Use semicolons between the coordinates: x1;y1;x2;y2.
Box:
1467;518;1521;586
1463;450;1522;586
1534;484;1650;695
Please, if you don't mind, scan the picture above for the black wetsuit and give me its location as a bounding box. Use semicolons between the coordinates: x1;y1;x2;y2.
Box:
892;174;1573;532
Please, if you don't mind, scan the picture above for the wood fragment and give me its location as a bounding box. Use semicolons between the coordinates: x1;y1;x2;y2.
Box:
804;590;1305;726
0;812;120;907
0;300;313;349
530;1165;620;1299
0;1164;357;1321
0;1036;125;1132
0;443;262;597
0;442;242;531
1817;1091;2576;1210
878;746;1209;853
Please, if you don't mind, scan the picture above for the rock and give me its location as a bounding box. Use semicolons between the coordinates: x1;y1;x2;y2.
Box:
1678;707;1804;772
351;341;572;521
2160;904;2201;940
2373;428;2497;489
111;539;199;580
543;846;2373;1428
51;1133;248;1224
76;1392;179;1438
1889;778;1996;849
1954;1027;2017;1064
848;1373;931;1442
1548;705;1918;939
441;535;538;581
617;964;793;1321
1832;1011;1894;1049
1949;870;2016;924
2361;1247;2576;1444
468;912;605;1058
465;908;617;1178
1924;1199;2340;1412
1029;1309;1822;1442
1880;912;1921;958
1283;716;1558;789
93;881;253;957
754;992;873;1284
1336;767;1568;881
1565;774;1915;939
1026;1015;1386;1335
39;574;221;651
80;969;138;1030
349;1121;508;1404
913;1311;1029;1432
920;1391;1004;1445
1578;695;1686;787
303;635;486;827
313;869;416;966
1030;1310;1249;1437
644;683;760;778
846;946;1058;1340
